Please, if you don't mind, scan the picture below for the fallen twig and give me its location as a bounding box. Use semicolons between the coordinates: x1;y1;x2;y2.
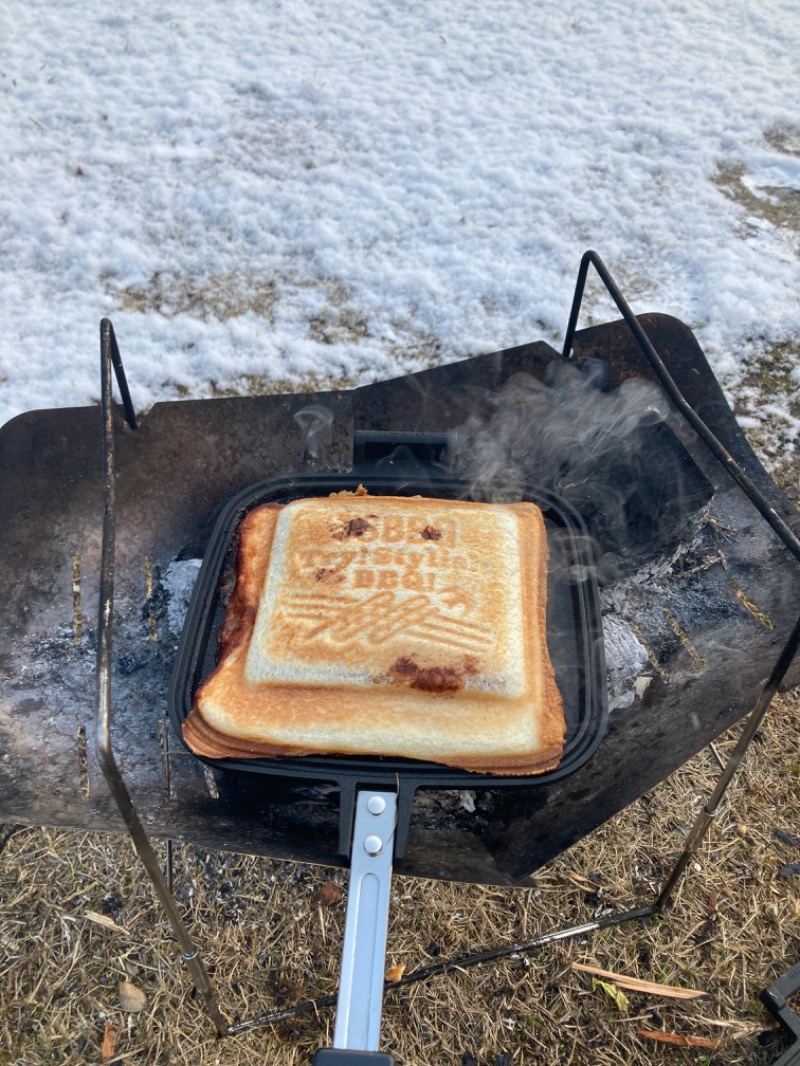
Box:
83;910;130;936
636;1028;723;1050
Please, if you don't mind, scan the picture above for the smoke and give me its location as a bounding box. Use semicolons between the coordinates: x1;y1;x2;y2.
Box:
447;361;682;710
455;360;668;500
452;361;675;576
294;404;334;465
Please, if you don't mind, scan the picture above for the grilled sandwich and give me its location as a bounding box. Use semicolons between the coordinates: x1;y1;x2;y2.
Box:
182;494;566;775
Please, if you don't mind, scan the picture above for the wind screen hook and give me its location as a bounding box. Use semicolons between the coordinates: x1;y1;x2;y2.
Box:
101;318;138;431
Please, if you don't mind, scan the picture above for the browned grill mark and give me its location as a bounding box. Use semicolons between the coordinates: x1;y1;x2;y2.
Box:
420;525;442;540
315;567;346;583
391;656;418;678
219;602;256;656
463;655;479;676
413;666;461;692
389;655;479;693
332;516;373;539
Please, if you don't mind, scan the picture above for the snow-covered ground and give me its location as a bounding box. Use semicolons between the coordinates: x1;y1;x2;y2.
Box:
2;0;799;435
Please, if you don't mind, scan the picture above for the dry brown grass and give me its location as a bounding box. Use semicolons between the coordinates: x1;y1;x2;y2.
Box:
2;688;799;1065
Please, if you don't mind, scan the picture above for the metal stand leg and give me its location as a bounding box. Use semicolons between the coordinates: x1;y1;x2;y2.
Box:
562;251;800;912
96;320;228;1037
655;609;800;910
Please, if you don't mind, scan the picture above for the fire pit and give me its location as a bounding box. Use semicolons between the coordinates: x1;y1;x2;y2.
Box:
1;279;797;883
1;253;799;1054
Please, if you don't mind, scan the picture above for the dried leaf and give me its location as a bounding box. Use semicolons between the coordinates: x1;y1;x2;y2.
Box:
101;1021;117;1061
119;979;147;1012
385;963;406;983
636;1028;723;1050
314;881;343;907
564;869;602;891
84;910;129;935
592;977;630;1011
573;961;706;1000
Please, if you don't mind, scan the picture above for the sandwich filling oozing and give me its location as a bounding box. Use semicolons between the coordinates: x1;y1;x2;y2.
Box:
183;494;566;775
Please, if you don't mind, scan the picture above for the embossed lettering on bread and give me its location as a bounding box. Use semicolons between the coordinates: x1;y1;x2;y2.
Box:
182;495;566;775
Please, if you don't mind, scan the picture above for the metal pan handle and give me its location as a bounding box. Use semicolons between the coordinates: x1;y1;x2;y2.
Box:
318;790;398;1062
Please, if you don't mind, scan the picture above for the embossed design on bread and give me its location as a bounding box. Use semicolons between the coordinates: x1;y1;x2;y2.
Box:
182;495;566;775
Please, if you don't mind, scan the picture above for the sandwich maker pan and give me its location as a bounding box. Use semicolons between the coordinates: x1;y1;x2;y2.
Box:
170;468;608;858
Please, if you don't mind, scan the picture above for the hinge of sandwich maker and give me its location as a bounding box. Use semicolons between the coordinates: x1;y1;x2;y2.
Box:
313;790;398;1066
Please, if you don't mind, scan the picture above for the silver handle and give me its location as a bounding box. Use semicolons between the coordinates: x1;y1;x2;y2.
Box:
333;791;397;1051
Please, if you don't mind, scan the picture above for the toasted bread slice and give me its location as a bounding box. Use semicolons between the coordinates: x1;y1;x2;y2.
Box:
183;495;565;775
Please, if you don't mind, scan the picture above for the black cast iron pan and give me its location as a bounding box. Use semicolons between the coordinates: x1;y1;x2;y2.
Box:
170;467;608;856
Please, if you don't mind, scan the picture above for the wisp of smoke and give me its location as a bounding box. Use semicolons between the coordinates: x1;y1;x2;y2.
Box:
457;360;668;501
294;404;334;464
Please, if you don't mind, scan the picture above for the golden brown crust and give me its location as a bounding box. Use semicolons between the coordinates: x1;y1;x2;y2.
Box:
515;500;567;770
184;495;566;775
215;504;283;663
181;702;563;774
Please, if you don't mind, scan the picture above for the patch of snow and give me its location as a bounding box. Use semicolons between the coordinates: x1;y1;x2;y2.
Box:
1;0;799;442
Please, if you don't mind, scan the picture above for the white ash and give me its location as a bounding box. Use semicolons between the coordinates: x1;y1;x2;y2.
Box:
602;613;650;712
161;559;202;635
